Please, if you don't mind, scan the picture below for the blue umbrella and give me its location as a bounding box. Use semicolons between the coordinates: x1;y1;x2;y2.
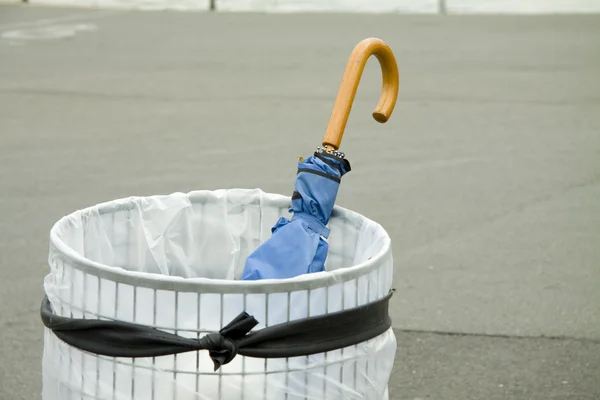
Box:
241;151;351;280
241;37;399;281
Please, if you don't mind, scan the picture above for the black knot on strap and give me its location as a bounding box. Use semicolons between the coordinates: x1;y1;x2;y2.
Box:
199;312;259;371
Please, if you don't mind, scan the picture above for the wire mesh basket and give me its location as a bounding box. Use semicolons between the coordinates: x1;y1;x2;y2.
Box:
41;188;396;400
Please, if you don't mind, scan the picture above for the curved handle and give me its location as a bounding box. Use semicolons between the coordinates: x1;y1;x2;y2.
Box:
322;38;399;151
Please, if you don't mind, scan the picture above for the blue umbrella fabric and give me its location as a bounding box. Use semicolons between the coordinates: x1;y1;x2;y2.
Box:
241;151;351;280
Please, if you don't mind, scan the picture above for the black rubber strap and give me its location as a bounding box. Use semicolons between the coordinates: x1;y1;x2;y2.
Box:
41;290;393;371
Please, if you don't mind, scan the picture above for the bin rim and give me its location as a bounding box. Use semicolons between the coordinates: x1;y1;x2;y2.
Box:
48;189;392;294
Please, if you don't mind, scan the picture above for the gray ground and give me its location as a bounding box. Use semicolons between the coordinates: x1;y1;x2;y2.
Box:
1;5;599;399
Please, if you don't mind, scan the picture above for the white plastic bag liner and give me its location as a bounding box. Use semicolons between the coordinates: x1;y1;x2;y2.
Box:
42;188;396;400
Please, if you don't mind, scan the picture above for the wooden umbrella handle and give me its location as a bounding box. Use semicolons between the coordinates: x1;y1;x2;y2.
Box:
322;38;399;151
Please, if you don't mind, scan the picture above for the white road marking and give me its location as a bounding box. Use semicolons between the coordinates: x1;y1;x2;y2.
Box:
1;22;97;41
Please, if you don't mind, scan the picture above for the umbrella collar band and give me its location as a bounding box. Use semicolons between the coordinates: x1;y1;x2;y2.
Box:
313;151;351;176
291;214;330;238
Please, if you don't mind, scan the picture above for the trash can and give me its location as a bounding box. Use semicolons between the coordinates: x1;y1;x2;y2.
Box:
41;188;396;400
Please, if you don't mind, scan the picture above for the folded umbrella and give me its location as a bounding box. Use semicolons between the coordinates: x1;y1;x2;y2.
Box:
241;151;351;280
241;37;400;281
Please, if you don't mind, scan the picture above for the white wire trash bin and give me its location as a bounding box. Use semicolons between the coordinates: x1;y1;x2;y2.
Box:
41;188;396;400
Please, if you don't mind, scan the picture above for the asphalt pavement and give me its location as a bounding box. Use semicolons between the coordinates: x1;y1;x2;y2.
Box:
0;5;599;399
